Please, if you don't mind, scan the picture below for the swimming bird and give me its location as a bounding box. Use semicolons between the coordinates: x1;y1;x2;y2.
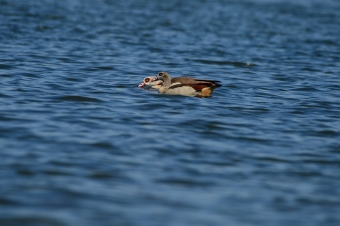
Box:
156;72;221;97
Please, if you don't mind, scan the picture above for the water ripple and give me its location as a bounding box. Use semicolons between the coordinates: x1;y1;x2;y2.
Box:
53;95;103;102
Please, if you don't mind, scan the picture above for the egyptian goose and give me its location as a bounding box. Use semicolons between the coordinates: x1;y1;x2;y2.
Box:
156;72;221;97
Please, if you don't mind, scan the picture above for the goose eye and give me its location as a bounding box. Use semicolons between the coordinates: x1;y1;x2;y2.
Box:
158;72;164;76
145;78;150;82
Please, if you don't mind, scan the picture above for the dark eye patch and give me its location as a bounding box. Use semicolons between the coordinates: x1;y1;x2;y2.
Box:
158;72;164;76
145;78;150;82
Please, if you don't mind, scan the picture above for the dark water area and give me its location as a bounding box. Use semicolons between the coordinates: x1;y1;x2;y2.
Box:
1;0;340;225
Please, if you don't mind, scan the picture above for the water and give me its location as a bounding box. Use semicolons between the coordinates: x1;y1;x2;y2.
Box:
1;0;340;225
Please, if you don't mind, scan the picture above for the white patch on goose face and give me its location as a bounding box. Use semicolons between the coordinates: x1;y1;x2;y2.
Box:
138;76;163;90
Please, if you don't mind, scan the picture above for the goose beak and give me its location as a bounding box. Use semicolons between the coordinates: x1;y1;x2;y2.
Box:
138;82;145;88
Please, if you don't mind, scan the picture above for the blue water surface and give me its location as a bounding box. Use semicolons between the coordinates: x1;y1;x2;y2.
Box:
1;0;340;225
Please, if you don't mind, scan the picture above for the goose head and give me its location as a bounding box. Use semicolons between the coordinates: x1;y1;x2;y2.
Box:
156;72;172;87
138;76;163;89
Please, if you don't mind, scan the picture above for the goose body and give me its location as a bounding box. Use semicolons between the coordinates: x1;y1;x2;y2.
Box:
157;72;221;97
